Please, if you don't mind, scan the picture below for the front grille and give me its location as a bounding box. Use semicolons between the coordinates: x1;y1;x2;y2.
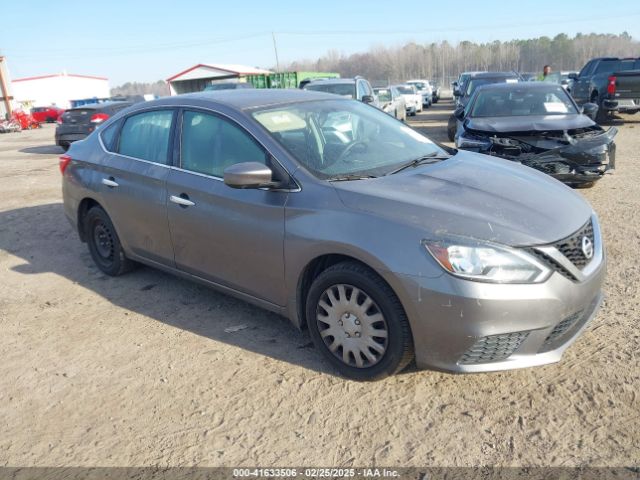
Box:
527;218;596;281
459;332;529;365
527;248;577;281
554;219;594;269
539;310;584;352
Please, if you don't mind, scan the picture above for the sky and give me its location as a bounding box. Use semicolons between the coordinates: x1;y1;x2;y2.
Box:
1;0;639;86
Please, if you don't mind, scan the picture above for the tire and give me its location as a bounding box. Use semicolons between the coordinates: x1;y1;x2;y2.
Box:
306;261;414;381
447;114;457;141
85;206;136;276
591;92;608;124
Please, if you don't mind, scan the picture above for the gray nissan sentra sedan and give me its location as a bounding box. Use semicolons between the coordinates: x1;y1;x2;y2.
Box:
60;89;605;381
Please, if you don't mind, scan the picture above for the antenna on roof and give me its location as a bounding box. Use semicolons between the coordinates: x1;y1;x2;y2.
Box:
272;32;280;73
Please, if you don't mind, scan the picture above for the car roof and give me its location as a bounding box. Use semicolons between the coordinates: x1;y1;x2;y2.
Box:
305;78;356;86
468;72;519;79
68;101;133;111
138;89;347;111
475;82;566;92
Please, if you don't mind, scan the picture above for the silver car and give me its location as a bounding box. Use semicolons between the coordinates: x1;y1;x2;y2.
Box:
373;86;406;121
61;89;605;381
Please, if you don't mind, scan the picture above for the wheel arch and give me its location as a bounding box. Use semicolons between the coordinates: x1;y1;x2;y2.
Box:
76;197;103;242
294;253;407;332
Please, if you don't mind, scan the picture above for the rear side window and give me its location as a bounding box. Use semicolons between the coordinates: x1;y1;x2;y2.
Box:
118;110;173;164
594;60;620;74
180;110;266;178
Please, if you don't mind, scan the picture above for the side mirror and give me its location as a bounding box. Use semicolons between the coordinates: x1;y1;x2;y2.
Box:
568;73;578;80
581;102;599;121
224;162;275;189
452;81;458;87
361;95;375;104
454;107;465;120
453;88;462;97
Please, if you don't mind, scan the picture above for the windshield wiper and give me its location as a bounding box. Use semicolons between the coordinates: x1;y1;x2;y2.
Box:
386;152;451;175
328;174;378;182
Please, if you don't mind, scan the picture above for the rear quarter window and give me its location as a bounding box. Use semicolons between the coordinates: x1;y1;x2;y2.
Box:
99;121;121;152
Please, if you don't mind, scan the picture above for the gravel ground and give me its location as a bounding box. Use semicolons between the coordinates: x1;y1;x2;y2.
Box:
0;106;638;467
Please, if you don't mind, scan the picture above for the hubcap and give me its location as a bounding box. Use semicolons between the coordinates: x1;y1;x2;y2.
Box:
316;284;388;368
93;222;114;260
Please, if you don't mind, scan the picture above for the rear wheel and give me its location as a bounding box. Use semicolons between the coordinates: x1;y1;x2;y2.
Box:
306;261;414;381
85;206;136;276
592;91;609;124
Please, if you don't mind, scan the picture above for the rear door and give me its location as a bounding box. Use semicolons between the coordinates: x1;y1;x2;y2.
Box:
166;108;287;306
98;108;176;266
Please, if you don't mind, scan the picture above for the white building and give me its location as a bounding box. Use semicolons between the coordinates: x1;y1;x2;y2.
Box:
167;63;271;96
11;72;110;109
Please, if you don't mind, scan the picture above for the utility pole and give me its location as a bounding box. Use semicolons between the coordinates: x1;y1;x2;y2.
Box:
0;56;13;118
272;32;280;72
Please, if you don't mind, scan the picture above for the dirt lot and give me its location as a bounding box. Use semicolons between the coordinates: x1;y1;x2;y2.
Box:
0;105;638;468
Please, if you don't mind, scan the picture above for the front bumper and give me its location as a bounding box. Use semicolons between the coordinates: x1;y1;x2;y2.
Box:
389;225;606;373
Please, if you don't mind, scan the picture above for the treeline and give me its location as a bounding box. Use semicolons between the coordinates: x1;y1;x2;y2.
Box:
110;80;168;97
284;33;638;84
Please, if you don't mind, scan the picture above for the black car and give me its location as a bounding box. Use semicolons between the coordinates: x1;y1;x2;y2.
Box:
570;57;640;121
448;72;521;140
55;101;133;151
454;82;616;187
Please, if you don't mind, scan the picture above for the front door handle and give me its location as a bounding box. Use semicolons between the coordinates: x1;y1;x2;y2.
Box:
101;177;119;188
169;194;195;207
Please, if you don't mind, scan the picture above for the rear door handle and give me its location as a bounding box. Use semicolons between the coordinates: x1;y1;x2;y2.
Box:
169;194;195;207
101;177;119;188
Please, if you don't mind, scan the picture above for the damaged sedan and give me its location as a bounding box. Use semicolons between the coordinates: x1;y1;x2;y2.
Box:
454;83;617;187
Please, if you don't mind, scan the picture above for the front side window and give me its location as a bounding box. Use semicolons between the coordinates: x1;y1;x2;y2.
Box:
579;61;594;77
252;99;446;179
375;89;391;102
118;110;173;164
180;110;266;178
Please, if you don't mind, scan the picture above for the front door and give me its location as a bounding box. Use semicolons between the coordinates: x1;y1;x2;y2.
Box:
166;109;287;306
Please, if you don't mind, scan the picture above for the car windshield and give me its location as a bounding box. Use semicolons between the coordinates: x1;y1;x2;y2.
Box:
409;82;425;90
375;89;392;102
466;77;518;96
252;99;446;179
470;86;579;117
304;83;355;98
396;86;415;95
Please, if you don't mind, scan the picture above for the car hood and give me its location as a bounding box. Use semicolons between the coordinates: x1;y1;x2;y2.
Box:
333;151;593;246
465;114;594;133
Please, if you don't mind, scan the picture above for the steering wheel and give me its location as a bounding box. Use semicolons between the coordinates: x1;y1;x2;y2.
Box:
337;140;368;162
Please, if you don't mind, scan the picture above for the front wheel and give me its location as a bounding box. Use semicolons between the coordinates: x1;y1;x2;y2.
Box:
306;262;414;381
447;114;457;141
85;206;136;276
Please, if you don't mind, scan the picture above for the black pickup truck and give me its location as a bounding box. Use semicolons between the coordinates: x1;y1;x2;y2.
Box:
570;57;640;121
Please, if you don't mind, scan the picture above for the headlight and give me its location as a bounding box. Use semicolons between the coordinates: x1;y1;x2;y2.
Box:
456;132;491;150
423;238;550;284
